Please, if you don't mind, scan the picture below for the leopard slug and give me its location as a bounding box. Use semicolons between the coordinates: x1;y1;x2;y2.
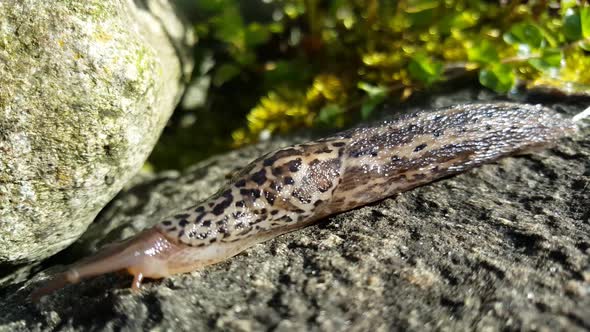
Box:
32;103;583;300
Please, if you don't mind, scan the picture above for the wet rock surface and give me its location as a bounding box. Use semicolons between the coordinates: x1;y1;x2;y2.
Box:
0;90;588;331
0;0;194;264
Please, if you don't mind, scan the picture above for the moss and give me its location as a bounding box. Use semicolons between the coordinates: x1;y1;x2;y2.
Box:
61;0;116;22
119;44;158;98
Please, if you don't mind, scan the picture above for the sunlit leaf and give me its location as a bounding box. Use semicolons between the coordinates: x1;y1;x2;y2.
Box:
467;40;499;64
408;53;443;85
438;11;479;34
529;48;563;71
563;9;582;41
316;104;344;126
560;0;578;13
268;22;284;34
404;0;439;28
407;9;436;28
479;63;515;93
361;97;384;120
284;2;305;18
581;7;590;39
504;22;544;49
405;0;439;13
357;82;387;119
580;39;590;51
357;82;388;98
541;48;563;67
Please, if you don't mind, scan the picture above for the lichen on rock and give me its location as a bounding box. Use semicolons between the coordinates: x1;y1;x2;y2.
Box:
0;0;194;264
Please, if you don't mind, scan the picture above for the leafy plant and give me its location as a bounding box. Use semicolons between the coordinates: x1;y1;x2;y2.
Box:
228;1;590;146
150;0;590;170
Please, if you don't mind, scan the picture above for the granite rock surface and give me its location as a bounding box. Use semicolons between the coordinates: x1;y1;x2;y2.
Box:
0;0;194;264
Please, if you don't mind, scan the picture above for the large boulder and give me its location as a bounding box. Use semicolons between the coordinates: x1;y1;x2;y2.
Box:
0;92;587;331
0;0;194;264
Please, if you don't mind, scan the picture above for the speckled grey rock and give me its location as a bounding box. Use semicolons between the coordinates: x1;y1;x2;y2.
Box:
0;92;588;331
0;0;194;264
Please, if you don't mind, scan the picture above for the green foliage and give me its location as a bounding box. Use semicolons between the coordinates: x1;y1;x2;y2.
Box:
581;7;590;38
316;104;345;127
563;9;582;41
528;48;562;71
358;82;387;119
408;52;444;86
149;0;590;170
467;40;499;64
479;64;515;93
504;22;545;49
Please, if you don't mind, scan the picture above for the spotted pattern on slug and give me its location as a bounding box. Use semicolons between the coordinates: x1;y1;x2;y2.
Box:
157;103;575;248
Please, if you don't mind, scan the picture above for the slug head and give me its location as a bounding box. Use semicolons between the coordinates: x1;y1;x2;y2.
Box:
30;228;185;301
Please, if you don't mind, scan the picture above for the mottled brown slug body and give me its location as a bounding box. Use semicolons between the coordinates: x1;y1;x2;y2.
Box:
32;103;578;300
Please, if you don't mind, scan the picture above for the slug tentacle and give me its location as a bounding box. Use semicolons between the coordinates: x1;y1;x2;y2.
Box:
33;103;578;300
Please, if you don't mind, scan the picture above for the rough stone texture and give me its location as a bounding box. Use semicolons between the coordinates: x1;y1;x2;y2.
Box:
0;91;588;331
0;0;194;264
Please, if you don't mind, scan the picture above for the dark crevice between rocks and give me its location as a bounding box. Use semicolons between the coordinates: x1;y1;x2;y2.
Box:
303;295;323;329
266;291;290;320
45;291;122;331
504;230;545;256
523;92;590;105
140;291;165;330
575;241;590;253
440;296;465;317
564;312;590;330
477;260;506;280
